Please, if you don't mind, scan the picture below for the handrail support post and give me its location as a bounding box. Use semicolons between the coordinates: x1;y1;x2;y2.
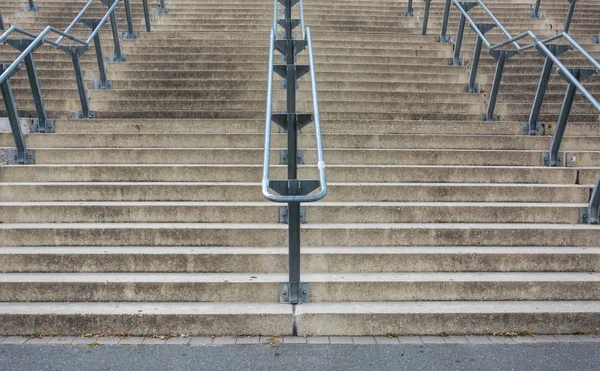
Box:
544;67;595;166
5;39;54;133
421;0;431;35
81;19;112;90
123;0;137;39
142;0;152;32
0;11;5;30
564;0;577;33
525;44;570;135
58;45;95;119
440;0;451;42
101;0;126;62
587;174;600;224
156;0;168;14
26;0;38;12
468;23;495;93
486;50;518;121
407;0;415;17
531;0;542;18
452;2;477;66
0;64;34;164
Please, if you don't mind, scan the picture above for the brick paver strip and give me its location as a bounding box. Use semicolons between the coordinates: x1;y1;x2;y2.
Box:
96;337;121;345
532;335;560;343
465;336;492;344
212;336;237;345
576;335;600;342
352;337;376;344
306;336;330;344
236;337;259;345
444;336;468;344
488;336;515;344
421;336;445;344
71;337;99;345
26;337;52;345
1;336;29;344
283;336;307;344
329;336;353;344
396;336;424;344
189;337;214;346
143;337;167;345
119;337;144;345
554;335;582;343
49;336;76;344
165;337;190;345
513;336;536;344
375;336;399;344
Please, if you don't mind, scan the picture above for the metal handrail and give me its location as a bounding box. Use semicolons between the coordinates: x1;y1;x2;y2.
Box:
273;0;307;40
262;26;327;203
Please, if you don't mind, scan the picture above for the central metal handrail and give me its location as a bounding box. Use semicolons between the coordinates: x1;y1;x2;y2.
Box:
262;27;327;203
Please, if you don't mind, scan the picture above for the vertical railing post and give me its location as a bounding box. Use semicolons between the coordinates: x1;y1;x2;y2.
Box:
564;0;577;33
58;45;95;119
440;0;452;42
407;0;415;17
5;39;54;133
587;174;600;224
531;0;542;18
81;19;112;90
421;0;431;35
100;0;126;62
0;64;34;164
26;0;38;11
142;0;151;32
452;2;477;66
156;0;168;14
525;44;570;135
486;50;518;121
468;23;495;93
123;0;137;39
544;68;595;166
0;11;5;30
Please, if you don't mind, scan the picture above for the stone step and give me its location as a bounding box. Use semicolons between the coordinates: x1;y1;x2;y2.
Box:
0;223;600;247
3;133;597;151
0;201;586;224
0;272;597;302
18;148;600;167
0;164;592;184
1;246;597;273
0;182;588;203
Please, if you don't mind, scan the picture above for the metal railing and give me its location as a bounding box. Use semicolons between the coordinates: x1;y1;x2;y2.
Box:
263;0;327;314
418;0;600;223
0;0;162;164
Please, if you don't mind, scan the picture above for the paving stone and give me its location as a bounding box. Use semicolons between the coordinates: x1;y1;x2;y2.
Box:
189;337;214;346
212;336;237;345
396;336;424;345
96;337;122;345
71;337;99;345
25;336;52;345
143;337;167;345
306;336;330;344
513;336;536;344
554;335;582;343
48;336;76;344
444;336;468;344
236;336;260;345
487;336;516;344
2;336;30;344
420;336;446;344
329;336;353;344
283;336;307;344
576;335;600;343
375;336;399;344
465;336;492;344
165;337;190;345
119;337;144;345
532;335;560;343
352;337;376;344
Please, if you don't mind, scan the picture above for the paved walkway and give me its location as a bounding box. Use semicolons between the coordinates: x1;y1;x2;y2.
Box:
1;334;599;346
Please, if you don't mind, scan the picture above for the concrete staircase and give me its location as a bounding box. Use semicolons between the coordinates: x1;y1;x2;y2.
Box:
0;0;599;336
